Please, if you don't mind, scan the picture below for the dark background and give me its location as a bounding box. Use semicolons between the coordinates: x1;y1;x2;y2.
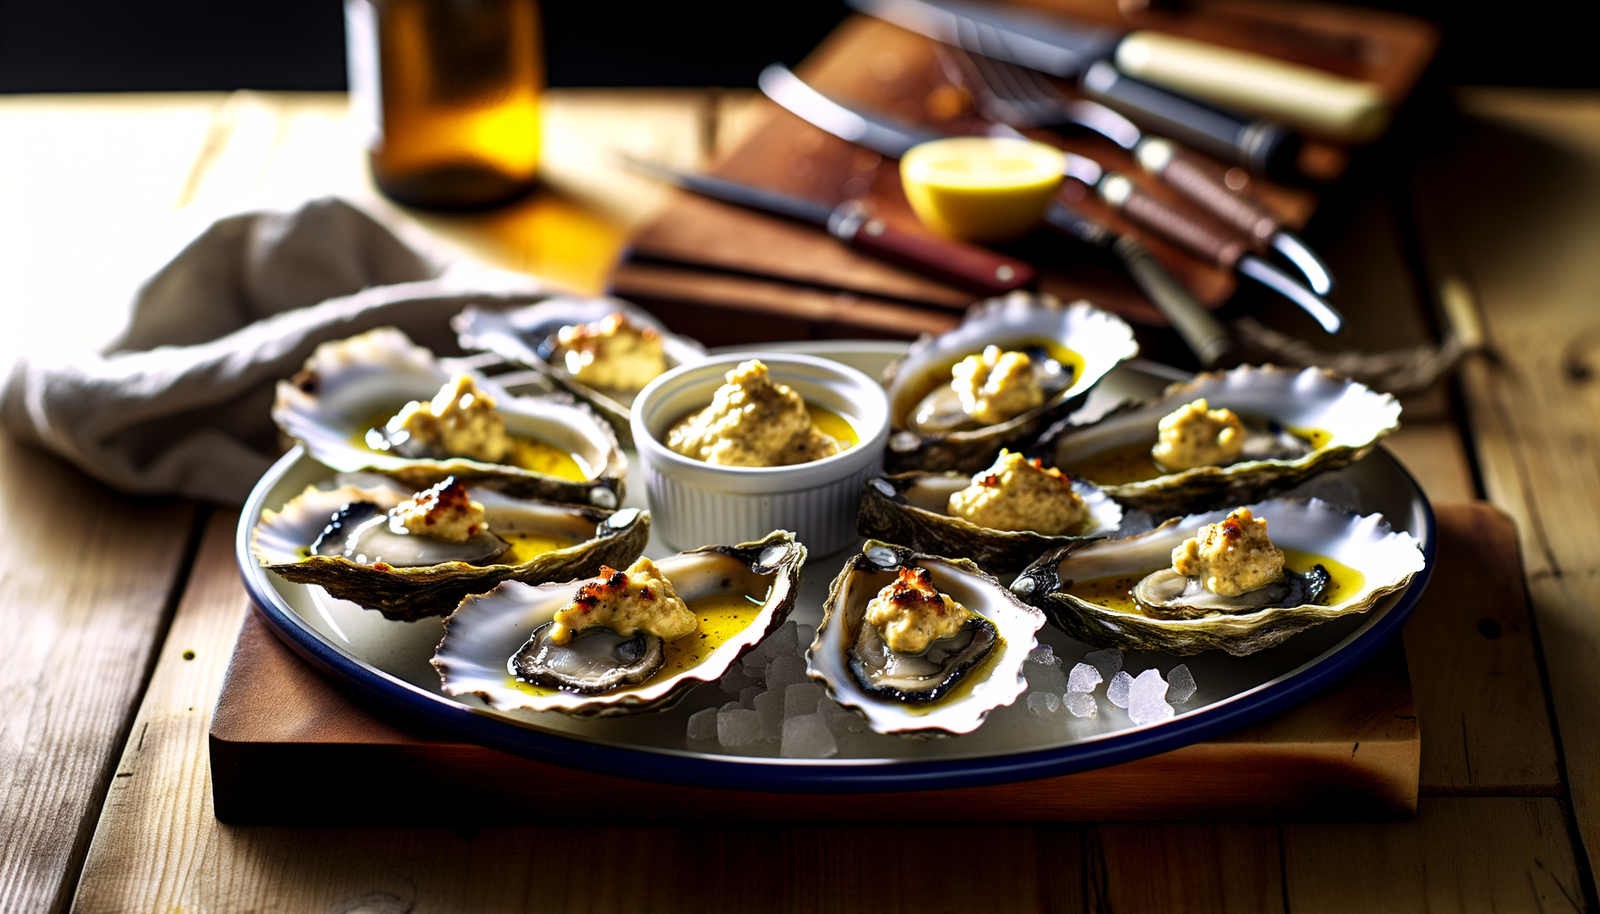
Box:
0;0;1593;93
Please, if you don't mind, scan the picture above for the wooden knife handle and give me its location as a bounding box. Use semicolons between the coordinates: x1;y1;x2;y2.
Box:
1099;173;1247;269
1138;139;1280;245
842;215;1035;296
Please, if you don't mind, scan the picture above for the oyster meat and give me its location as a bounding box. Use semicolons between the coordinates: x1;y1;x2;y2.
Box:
433;531;805;717
1035;365;1400;516
809;540;1046;735
881;292;1137;474
1011;498;1426;656
273;327;626;507
252;475;650;622
453;296;706;447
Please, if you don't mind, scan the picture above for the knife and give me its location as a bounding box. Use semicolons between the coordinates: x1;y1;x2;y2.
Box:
759;65;1342;333
620;157;1035;297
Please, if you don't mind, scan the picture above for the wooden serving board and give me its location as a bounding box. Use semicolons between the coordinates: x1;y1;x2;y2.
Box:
612;1;1438;344
208;504;1518;825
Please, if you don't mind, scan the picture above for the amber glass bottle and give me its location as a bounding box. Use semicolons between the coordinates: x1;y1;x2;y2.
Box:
346;0;543;210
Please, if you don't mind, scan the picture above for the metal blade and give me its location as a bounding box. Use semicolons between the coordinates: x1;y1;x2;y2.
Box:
758;65;941;159
1271;231;1336;296
619;155;834;226
1239;254;1344;333
848;0;1121;79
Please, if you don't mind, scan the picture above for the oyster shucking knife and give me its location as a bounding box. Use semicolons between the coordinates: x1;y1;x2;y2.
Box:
759;64;1341;335
621;156;1035;297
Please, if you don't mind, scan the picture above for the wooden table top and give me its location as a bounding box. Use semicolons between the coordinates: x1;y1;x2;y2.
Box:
0;85;1595;912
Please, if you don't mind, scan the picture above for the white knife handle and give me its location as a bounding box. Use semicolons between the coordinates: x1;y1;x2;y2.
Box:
1115;31;1390;142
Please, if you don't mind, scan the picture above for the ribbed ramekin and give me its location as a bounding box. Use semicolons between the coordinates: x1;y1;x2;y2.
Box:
631;352;890;556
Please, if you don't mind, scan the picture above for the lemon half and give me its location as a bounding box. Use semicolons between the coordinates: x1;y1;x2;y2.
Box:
900;137;1065;243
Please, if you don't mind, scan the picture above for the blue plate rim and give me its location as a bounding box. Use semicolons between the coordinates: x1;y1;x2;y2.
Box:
235;441;1435;795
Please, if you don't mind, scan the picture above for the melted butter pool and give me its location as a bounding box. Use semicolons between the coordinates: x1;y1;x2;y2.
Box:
1065;548;1367;616
1062;425;1332;486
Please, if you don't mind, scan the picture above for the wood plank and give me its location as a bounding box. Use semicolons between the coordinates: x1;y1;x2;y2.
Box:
1098;822;1284;913
0;438;197;914
1382;424;1477;505
1407;89;1600;866
1283;797;1586;912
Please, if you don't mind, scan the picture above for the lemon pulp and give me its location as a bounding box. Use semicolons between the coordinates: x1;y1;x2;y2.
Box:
900;137;1065;242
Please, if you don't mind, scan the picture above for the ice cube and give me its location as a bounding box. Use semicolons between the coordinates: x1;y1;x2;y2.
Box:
753;689;784;740
1064;691;1097;718
721;701;744;712
717;708;762;747
719;667;752;695
796;624;817;651
742;654;767;681
1025;658;1069;694
1167;663;1197;703
1027;691;1061;716
1083;648;1123;680
781;714;838;759
761;621;799;659
784;682;825;718
1026;645;1059;667
1067;662;1103;693
765;654;807;691
686;707;719;741
1128;669;1174;725
739;685;763;709
1107;670;1133;708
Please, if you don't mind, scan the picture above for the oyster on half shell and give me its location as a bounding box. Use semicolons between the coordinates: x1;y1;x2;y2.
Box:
273;327;626;508
251;477;649;622
432;531;805;717
855;471;1121;574
1034;365;1400;516
453;297;706;447
1010;498;1426;656
882;292;1137;474
808;541;1046;735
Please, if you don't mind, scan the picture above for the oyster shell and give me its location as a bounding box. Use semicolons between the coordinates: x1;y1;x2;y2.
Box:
1010;498;1426;656
1034;365;1400;516
432;531;805;717
453;296;706;447
882;292;1137;474
273;327;626;507
251;477;649;622
809;540;1046;735
855;471;1121;574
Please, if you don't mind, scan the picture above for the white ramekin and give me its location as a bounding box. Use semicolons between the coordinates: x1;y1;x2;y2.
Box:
631;352;890;556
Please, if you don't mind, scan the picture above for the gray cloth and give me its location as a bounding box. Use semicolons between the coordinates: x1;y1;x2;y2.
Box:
1;198;551;504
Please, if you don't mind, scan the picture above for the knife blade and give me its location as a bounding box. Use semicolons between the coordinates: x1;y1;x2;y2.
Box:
621;157;1035;297
758;66;1342;333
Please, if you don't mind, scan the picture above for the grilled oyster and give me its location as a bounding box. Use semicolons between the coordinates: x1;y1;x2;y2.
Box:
809;541;1046;735
453;297;706;446
1010;498;1426;656
432;531;805;716
251;476;649;622
1034;365;1400;516
882;292;1136;474
273;327;626;507
855;462;1122;574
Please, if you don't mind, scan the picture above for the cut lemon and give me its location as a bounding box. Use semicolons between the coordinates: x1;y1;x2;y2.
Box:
900;137;1065;243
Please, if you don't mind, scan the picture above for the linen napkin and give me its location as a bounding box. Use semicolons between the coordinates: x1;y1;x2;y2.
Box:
0;198;552;504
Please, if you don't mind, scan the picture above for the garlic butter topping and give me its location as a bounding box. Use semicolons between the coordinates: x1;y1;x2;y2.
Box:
552;312;668;392
865;566;975;654
666;359;841;467
950;345;1044;426
1171;507;1285;597
1152;398;1245;471
391;477;488;543
548;556;697;646
947;449;1090;535
386;375;512;463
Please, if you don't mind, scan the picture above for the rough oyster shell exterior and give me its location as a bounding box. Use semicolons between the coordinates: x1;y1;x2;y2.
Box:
1034;364;1401;516
432;531;805;717
251;478;649;622
1010;498;1426;656
808;540;1046;735
273;327;626;507
882;292;1137;474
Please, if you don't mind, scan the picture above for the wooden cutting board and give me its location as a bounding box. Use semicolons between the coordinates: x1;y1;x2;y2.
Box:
612;1;1437;344
207;503;1516;825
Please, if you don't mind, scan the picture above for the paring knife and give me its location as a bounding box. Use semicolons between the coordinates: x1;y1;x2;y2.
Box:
621;157;1035;297
759;65;1342;334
